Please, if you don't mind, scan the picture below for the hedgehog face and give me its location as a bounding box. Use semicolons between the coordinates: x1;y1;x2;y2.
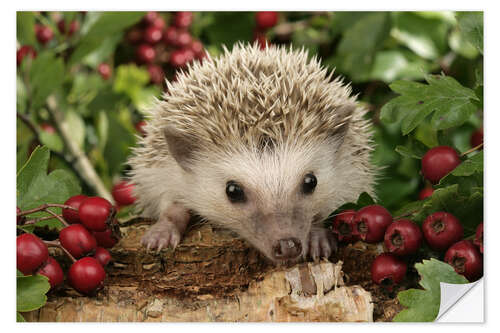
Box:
175;139;344;263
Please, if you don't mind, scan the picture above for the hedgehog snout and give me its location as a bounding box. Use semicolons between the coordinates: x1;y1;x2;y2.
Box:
271;237;302;260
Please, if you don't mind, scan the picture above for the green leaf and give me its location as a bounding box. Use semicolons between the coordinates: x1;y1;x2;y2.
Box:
205;12;254;47
17;312;26;322
17;146;81;230
38;131;64;153
69;12;144;65
447;151;483;177
356;192;376;207
456;12;483;54
103;112;136;176
29;52;65;109
370;50;431;83
380;75;479;135
391;12;450;60
17;12;35;45
335;12;391;81
17;274;50;312
394;259;468;322
448;28;479;59
112;64;159;109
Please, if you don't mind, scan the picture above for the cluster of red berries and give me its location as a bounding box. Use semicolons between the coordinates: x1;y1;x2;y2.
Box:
112;180;137;208
17;195;120;294
253;12;279;49
332;204;483;289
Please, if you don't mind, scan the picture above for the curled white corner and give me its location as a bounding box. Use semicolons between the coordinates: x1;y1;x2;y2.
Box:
436;278;483;322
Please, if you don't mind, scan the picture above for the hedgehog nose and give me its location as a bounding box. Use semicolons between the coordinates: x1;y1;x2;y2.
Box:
272;237;302;260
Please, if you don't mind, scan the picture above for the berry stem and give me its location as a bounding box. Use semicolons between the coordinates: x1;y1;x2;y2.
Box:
461;143;483;157
42;208;70;227
18;203;77;216
44;240;77;263
22;214;64;226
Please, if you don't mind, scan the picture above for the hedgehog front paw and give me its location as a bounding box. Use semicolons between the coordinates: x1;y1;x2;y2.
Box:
307;227;338;262
141;221;183;253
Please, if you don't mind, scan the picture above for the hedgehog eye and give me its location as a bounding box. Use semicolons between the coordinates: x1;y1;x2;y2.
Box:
302;173;317;195
226;181;246;203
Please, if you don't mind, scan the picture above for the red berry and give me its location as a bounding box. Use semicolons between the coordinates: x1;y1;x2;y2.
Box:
255;12;279;29
176;30;192;48
143;26;163;44
136;44;156;64
444;240;483;281
418;187;434;200
470;128;483;148
384;219;423;256
147;64;164;85
135;120;147;136
59;224;97;258
36;257;64;288
422;212;463;252
331;209;359;243
68;257;106;294
371;253;407;290
173;12;193;29
421;146;461;184
353;205;393;243
17;233;49;275
16;45;37;66
35;25;54;45
57;20;79;36
93;247;112;267
40;123;56;134
163;26;179;46
92;229;119;248
170;48;194;67
63;194;88;224
473;223;483;253
97;63;112;80
143;11;159;25
151;16;166;30
79;197;114;232
112;181;137;206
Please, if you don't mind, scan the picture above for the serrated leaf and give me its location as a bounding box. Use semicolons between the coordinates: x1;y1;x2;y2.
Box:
17;12;35;45
456;12;483;54
370;50;431;83
380;75;479;135
38;131;63;152
448;151;483;177
113;64;150;103
29;52;65;109
69;12;144;65
17;274;50;312
16;146;81;230
394;259;468;322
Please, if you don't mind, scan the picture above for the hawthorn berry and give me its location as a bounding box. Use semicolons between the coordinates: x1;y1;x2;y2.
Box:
16;45;37;67
255;12;279;29
112;181;137;206
79;196;114;232
40;123;56;134
371;253;407;290
93;247;112;267
68;257;106;294
62;194;88;224
136;44;156;64
143;26;163;44
474;223;483;253
17;233;49;275
147;64;165;85
421;146;461;184
92;228;119;248
331;209;358;243
57;20;79;36
170;48;194;67
163;26;179;46
444;240;483;281
353;205;393;243
176;30;193;48
36;256;64;288
470;128;483;148
35;25;54;45
135;120;147;136
422;212;463;252
173;12;193;29
384;219;422;256
97;63;112;80
142;11;159;26
418;187;434;200
151;16;166;30
59;224;97;258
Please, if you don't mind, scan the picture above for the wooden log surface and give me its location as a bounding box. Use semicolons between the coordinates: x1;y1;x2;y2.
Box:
23;219;401;322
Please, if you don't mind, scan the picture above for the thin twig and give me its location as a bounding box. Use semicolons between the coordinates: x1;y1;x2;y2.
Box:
18;203;77;216
461;143;483;157
46;96;113;202
44;240;76;263
42;208;70;227
23;214;63;225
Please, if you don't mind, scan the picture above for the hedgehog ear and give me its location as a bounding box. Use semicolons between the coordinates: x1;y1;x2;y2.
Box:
329;104;355;147
163;126;198;172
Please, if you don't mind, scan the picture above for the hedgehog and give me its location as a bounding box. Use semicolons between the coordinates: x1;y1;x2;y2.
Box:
128;43;375;264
